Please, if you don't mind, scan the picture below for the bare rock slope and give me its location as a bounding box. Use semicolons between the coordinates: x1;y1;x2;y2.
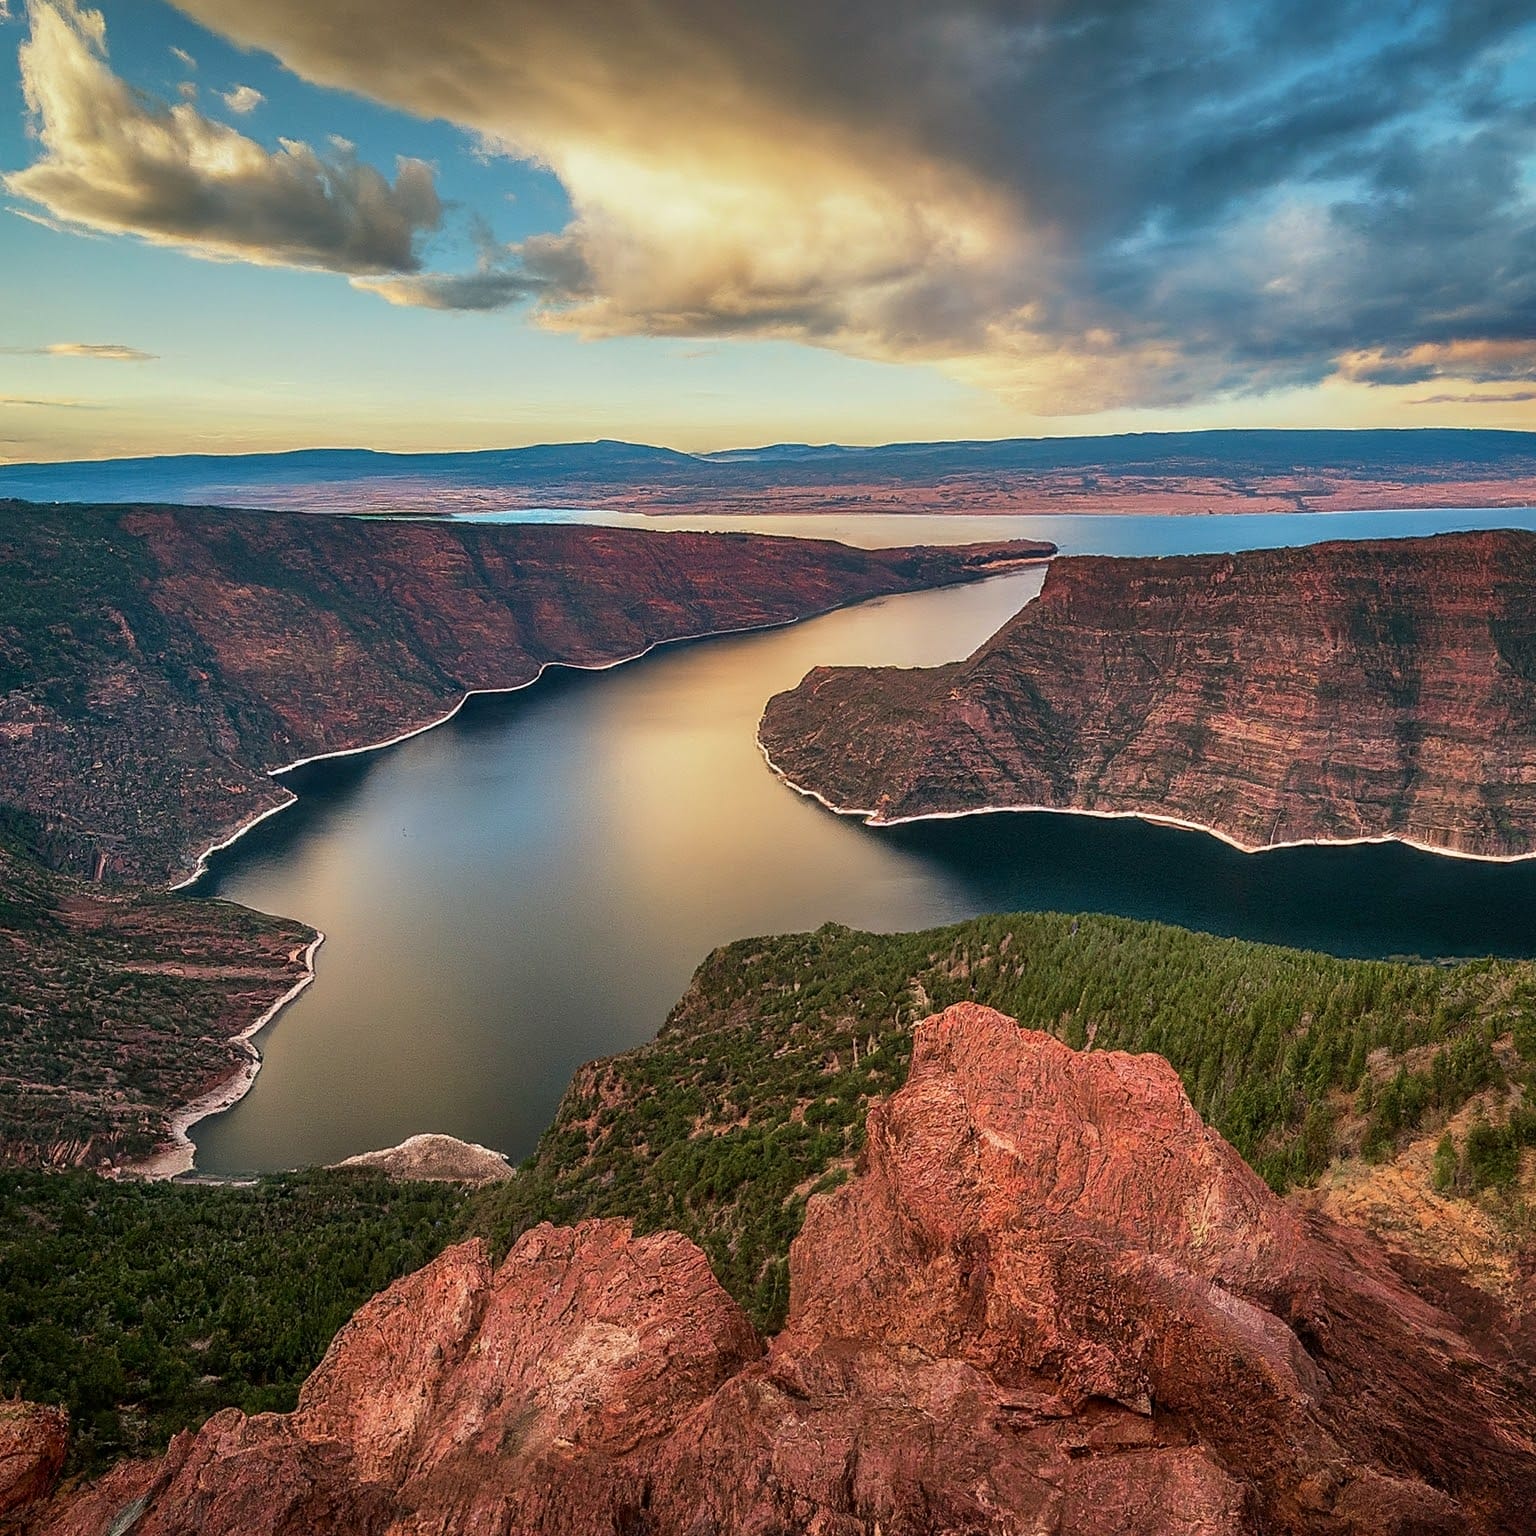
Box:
332;1133;515;1185
0;1404;67;1531
24;1004;1536;1535
759;530;1536;859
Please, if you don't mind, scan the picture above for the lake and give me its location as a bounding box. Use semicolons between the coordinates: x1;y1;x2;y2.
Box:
191;507;1536;1173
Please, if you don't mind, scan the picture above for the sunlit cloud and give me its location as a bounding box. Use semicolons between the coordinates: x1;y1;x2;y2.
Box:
220;83;263;115
0;0;1524;419
1;341;156;360
5;1;442;277
155;0;1536;415
169;43;195;68
1411;390;1536;406
1338;341;1536;388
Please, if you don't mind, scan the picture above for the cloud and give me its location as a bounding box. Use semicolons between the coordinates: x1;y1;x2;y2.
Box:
1;341;156;360
354;267;540;312
351;214;545;310
169;43;195;68
220;83;263;114
1411;389;1536;405
0;393;99;408
45;0;1532;414
1338;340;1536;388
5;1;442;278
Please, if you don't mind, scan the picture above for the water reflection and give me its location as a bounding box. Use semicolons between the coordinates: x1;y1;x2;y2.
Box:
192;573;1038;1172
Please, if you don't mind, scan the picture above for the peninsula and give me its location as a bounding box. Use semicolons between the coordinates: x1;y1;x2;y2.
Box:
759;529;1536;861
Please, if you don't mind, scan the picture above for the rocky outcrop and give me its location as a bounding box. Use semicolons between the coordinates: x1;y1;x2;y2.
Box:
0;1403;66;1531
25;1004;1536;1535
0;500;1050;885
34;1223;761;1536
759;530;1536;860
332;1133;515;1184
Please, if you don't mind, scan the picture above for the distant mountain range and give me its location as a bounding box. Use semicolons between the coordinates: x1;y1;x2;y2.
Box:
6;428;1536;515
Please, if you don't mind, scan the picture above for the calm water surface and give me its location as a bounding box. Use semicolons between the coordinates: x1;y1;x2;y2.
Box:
192;509;1536;1173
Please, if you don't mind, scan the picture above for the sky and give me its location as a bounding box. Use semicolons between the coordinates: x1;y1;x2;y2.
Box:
1;0;1535;463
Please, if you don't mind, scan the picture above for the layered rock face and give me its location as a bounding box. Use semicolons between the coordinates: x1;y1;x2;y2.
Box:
759;530;1536;859
0;500;1049;884
24;1004;1536;1535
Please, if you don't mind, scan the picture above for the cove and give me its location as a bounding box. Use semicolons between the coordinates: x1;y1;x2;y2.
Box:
191;509;1536;1174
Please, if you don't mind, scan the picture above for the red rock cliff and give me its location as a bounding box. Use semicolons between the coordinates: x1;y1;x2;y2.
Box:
758;530;1536;859
23;1005;1536;1534
0;500;1049;885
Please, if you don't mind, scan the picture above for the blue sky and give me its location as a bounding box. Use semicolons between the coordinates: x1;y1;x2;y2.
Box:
2;0;1535;462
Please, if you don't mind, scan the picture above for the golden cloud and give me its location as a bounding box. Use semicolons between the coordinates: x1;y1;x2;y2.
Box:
5;0;441;275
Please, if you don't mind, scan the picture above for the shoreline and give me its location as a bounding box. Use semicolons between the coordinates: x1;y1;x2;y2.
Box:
755;738;1536;867
168;559;1052;892
150;559;1050;1178
121;932;326;1181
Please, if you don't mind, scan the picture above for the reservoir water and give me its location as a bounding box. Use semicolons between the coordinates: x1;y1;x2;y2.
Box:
192;507;1536;1173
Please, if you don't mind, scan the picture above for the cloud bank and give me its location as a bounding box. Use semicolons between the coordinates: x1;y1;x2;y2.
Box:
9;0;1535;414
5;0;442;277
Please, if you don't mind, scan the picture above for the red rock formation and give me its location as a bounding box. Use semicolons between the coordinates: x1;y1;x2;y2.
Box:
23;1005;1536;1534
0;1403;67;1531
758;530;1536;859
0;500;1050;885
34;1223;759;1536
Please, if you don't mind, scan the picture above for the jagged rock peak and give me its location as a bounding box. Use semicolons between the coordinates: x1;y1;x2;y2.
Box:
23;1004;1536;1535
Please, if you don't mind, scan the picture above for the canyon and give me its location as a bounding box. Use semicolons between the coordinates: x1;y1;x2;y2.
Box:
10;1003;1534;1535
0;499;1047;1168
759;529;1536;860
0;499;1049;887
